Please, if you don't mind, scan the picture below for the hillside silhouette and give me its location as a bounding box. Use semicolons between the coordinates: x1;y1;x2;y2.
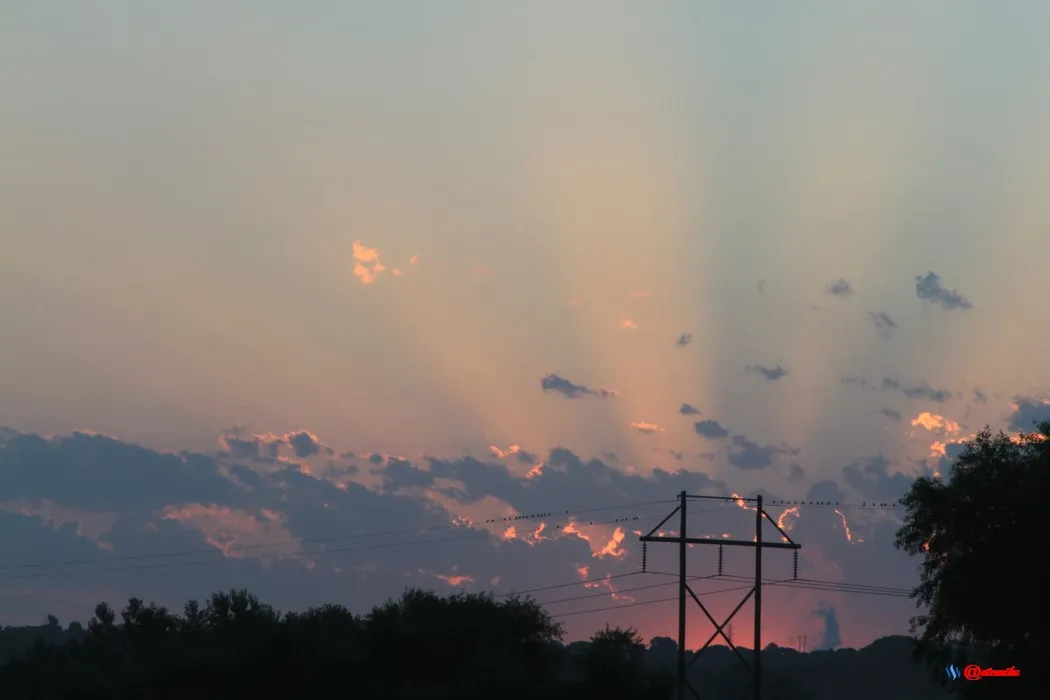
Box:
0;590;948;700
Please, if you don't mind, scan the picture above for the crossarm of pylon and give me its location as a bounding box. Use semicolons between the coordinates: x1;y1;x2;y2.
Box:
640;535;799;550
642;506;680;538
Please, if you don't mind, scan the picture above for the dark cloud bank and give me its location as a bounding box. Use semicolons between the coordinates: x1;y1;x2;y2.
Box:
2;397;1043;640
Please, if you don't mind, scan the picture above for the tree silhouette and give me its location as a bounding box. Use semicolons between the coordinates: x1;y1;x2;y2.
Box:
895;420;1048;698
573;625;673;700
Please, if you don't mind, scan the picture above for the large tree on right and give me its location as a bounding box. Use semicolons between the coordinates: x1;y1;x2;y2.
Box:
895;420;1048;698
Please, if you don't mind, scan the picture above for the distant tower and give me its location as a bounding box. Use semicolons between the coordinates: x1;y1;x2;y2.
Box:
727;623;733;645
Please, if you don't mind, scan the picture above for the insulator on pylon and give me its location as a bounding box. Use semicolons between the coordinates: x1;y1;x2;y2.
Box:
642;542;648;573
718;544;724;576
793;550;799;580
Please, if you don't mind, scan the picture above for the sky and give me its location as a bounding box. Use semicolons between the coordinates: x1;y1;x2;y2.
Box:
2;1;1050;652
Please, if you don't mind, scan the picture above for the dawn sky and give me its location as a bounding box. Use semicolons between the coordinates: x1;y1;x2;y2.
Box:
2;1;1050;651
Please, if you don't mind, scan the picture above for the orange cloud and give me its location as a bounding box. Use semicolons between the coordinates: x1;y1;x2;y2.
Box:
731;493;757;512
596;527;626;559
629;421;663;434
910;411;961;435
620;319;638;329
352;240;386;284
593;573;634;602
525;521;549;545
776;506;801;532
409;254;421;265
561;521;592;546
833;509;863;545
488;444;524;459
428;567;474;588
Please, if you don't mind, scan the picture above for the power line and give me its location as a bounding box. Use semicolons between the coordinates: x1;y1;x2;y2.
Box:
549;579;775;620
547;573;912;621
536;575;722;607
0;509;670;583
492;572;643;599
499;571;913;613
706;575;911;598
715;573;912;595
0;499;678;576
687;498;906;511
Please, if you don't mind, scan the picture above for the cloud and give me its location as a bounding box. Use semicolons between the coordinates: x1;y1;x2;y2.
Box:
972;389;987;404
901;383;952;402
679;403;701;416
726;435;795;470
866;312;897;336
1;431;248;513
488;445;537;464
841;456;921;503
693;420;729;439
0;425;936;649
914;271;972;310
629;422;663;435
805;480;846;504
880;408;902;422
160;504;303;563
675;333;692;347
219;428;334;462
748;364;788;381
352;241;386;285
1008;396;1050;431
909;412;961;435
374;457;435;491
827;279;854;297
540;374;617;399
620;319;638;330
873;377;952;403
285;431;334;459
409;254;421;265
812;603;842;650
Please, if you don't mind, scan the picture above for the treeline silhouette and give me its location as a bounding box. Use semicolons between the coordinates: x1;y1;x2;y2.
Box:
0;589;949;700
